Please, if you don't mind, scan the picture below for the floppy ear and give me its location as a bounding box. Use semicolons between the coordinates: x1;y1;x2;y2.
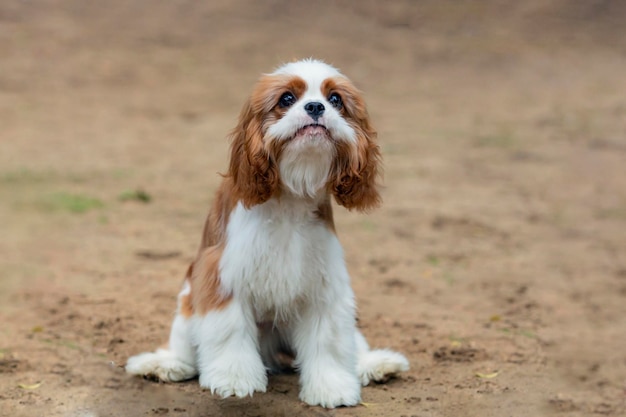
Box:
331;118;382;212
228;99;279;208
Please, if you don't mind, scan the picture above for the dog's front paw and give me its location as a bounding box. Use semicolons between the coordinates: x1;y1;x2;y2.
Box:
198;360;267;398
299;370;361;408
200;372;267;398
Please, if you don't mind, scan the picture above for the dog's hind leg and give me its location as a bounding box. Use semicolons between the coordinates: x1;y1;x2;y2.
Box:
355;330;409;386
126;281;198;382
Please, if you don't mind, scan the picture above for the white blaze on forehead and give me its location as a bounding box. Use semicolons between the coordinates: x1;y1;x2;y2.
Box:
271;59;346;98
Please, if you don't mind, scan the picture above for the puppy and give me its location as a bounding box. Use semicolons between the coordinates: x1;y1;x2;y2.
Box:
126;59;409;408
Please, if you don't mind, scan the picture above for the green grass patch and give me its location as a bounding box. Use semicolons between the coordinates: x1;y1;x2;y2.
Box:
519;329;538;339
0;169;50;184
448;334;468;345
442;271;456;285
596;206;626;220
40;192;104;213
426;255;440;266
41;338;82;351
118;188;152;203
475;132;516;148
498;327;537;339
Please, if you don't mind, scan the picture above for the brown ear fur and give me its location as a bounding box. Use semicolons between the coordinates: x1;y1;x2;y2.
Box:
331;108;382;212
228;99;279;208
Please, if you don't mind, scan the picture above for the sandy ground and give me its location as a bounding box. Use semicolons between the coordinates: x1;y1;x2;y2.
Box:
1;1;626;416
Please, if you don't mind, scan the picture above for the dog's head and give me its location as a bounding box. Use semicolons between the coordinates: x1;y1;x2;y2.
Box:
228;59;381;211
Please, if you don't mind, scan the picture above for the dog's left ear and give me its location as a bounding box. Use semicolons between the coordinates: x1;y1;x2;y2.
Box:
228;99;279;208
331;116;382;212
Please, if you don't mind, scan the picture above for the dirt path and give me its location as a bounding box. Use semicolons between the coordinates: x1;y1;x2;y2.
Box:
1;1;626;416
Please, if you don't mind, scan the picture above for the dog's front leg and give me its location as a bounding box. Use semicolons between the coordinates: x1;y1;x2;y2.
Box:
293;291;361;408
192;298;267;398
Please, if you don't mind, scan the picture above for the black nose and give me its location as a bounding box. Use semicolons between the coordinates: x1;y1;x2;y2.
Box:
304;101;325;120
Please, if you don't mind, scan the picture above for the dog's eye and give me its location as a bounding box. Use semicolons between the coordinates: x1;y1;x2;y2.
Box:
278;92;296;108
328;92;343;109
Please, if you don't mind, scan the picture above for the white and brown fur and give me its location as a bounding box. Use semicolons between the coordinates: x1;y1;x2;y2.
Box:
126;59;409;408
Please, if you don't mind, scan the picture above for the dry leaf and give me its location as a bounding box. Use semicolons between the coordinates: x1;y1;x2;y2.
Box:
360;402;376;408
475;371;499;379
18;382;42;390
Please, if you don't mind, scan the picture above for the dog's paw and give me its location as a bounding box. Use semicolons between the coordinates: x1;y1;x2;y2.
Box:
198;357;267;398
358;349;409;386
299;369;361;408
126;349;197;382
201;374;267;398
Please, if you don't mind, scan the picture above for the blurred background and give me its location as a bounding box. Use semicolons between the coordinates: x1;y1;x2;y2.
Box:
1;1;625;416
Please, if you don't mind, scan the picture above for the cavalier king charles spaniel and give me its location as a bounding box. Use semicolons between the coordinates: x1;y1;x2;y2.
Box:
126;59;409;408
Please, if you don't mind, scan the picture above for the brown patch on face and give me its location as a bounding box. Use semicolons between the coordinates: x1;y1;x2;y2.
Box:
253;75;307;163
314;197;336;233
322;77;382;212
321;77;372;120
189;245;232;315
250;74;307;120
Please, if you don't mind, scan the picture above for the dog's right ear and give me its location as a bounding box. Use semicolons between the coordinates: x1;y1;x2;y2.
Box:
228;98;279;208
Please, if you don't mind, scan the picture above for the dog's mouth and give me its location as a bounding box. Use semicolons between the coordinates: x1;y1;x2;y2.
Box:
295;124;330;137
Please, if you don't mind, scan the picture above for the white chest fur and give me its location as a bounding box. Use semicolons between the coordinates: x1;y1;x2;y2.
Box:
219;197;347;321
